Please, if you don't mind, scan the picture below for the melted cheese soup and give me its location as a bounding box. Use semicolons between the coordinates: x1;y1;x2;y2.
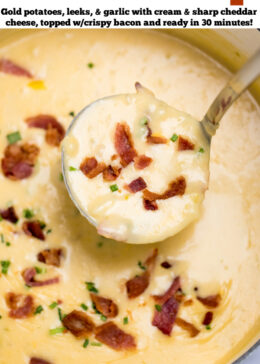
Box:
63;86;209;244
0;30;259;364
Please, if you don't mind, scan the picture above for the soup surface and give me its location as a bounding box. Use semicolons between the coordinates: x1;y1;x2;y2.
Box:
0;29;259;364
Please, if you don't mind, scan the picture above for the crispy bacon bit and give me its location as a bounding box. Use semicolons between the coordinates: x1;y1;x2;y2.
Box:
114;122;137;167
126;249;158;299
143;198;158;211
152;297;179;336
160;261;172;269
183;299;193;307
22;221;45;240
22;267;59;287
0;58;32;78
25;115;65;147
5;292;34;318
90;293;118;318
1;143;39;180
134;155;152;170
143;176;186;203
37;249;62;267
202;311;213;326
175;318;200;337
125;177;147;193
80;157;106;179
197;294;221;308
103;165;121;181
153;276;181;304
178;136;195;151
95;322;136;350
62;310;95;338
146;123;167;144
0;206;18;223
30;358;52;364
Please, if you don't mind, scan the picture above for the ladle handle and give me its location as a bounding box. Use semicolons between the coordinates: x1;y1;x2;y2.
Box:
201;49;260;139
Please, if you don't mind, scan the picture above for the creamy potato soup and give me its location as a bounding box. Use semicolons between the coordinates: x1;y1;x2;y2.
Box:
0;30;259;364
63;86;209;244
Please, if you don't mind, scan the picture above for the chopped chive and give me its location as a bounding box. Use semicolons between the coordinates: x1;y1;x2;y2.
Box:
80;303;88;311
38;221;46;230
34;305;44;315
138;261;146;271
206;325;211;330
69;111;75;117
91;342;102;347
87;62;94;69
1;234;4;243
46;229;52;234
198;147;205;153
69;166;78;171
83;338;89;348
100;314;107;322
92;302;100;314
110;184;118;192
25;284;31;289
0;215;3;221
85;281;99;293
49;302;58;309
170;134;178;142
34;266;43;274
7;131;21;145
59;172;64;181
1;260;10;274
140;117;148;126
58;307;63;321
155;304;162;312
5;242;11;247
23;208;34;219
123;316;129;325
49;326;66;335
97;241;103;248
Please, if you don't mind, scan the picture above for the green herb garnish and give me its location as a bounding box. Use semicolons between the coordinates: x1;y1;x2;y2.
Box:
97;241;103;248
59;172;64;181
0;215;3;221
0;315;2;319
198;147;205;153
92;302;100;314
1;260;10;274
34;266;45;274
140;117;148;126
100;314;107;322
58;307;63;321
87;62;94;69
155;304;162;312
91;342;102;347
138;261;146;271
206;325;211;330
7;131;21;145
23;208;34;219
85;281;99;293
49;326;66;335
123;316;129;325
0;234;4;243
39;221;46;230
49;302;58;309
110;184;118;192
34;305;44;315
5;242;11;247
69;111;75;117
83;338;89;348
69;166;78;171
170;134;178;142
46;229;52;234
80;303;88;311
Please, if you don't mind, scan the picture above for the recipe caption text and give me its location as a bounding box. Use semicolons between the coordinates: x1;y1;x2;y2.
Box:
0;6;259;28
